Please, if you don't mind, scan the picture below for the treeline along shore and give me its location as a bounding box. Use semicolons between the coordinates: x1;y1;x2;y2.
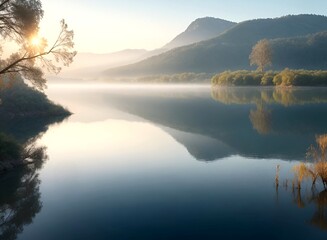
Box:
212;69;327;87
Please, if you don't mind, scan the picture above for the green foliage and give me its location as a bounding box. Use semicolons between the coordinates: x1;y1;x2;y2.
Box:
212;70;269;86
261;71;275;85
273;69;295;86
273;69;327;86
0;77;71;118
212;69;327;87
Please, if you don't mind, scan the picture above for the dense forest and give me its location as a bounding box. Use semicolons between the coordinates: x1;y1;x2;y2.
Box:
271;31;327;69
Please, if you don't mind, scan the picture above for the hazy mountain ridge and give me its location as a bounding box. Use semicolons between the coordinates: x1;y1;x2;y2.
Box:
55;17;236;80
163;17;236;49
52;17;238;81
52;49;149;80
103;14;327;78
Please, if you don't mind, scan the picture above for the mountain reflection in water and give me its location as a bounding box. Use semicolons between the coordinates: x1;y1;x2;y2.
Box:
55;85;327;161
0;84;326;240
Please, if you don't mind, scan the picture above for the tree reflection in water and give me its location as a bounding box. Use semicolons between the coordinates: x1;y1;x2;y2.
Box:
288;187;327;231
211;86;327;106
249;103;272;135
211;86;327;136
0;142;46;240
276;174;327;231
276;133;327;231
310;190;327;230
0;109;69;239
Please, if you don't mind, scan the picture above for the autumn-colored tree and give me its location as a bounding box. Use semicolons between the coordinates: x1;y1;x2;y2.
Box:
291;134;327;189
249;39;272;72
0;0;76;90
308;134;327;187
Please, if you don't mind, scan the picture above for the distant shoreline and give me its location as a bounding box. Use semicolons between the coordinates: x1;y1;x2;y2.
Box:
211;69;327;87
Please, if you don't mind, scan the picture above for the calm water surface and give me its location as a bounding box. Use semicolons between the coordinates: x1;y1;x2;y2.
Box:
1;85;327;240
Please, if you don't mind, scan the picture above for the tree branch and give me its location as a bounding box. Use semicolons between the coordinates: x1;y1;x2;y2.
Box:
0;0;10;10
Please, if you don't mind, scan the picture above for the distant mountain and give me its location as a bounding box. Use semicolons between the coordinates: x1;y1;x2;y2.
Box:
163;17;236;50
103;14;327;78
54;17;236;81
52;49;149;80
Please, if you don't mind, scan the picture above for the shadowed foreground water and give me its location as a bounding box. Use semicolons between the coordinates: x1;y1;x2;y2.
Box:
1;85;327;240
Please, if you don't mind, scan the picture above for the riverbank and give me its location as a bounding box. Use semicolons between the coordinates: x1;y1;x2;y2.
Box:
0;78;71;175
211;69;327;86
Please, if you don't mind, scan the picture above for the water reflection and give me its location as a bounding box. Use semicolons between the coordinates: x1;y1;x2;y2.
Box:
58;85;327;161
276;132;327;232
7;84;326;240
0;146;46;240
0;116;68;143
0;113;67;240
278;187;327;232
249;103;272;135
310;190;327;230
212;87;327;135
211;87;327;106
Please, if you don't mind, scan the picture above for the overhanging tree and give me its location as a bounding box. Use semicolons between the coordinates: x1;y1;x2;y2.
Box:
0;0;76;90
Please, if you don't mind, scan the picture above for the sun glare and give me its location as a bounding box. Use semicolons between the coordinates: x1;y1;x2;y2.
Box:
31;37;41;46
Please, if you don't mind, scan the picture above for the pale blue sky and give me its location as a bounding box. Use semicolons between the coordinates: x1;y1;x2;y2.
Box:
40;0;327;53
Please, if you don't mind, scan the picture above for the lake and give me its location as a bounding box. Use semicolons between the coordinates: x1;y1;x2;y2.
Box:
1;85;327;240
